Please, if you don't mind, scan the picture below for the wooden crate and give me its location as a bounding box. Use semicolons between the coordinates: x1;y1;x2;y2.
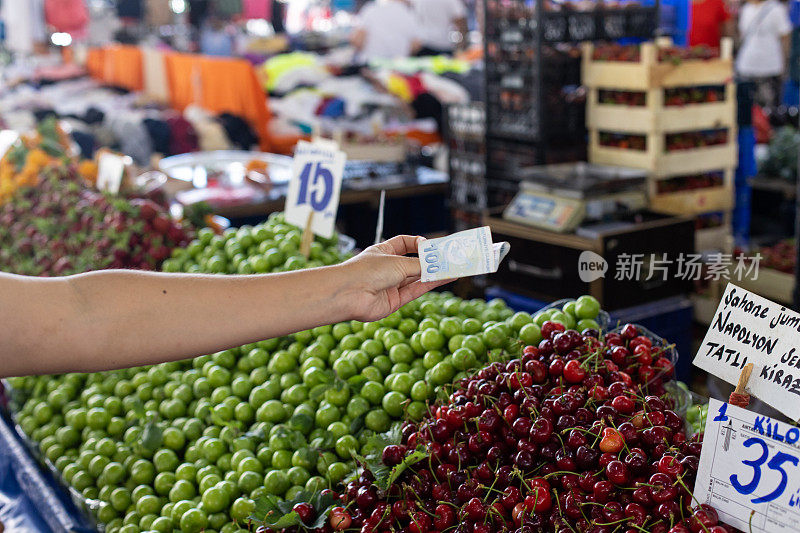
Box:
692;266;794;314
736;268;795;305
315;130;407;163
338;141;405;162
648;169;734;215
587;84;735;134
582;38;734;91
695;215;733;254
589;130;737;177
691;277;727;324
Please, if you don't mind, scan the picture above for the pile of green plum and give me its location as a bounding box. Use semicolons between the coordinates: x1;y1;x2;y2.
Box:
7;212;605;533
161;213;352;275
7;290;570;533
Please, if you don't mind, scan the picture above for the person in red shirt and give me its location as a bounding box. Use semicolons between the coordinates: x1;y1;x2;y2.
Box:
689;0;733;48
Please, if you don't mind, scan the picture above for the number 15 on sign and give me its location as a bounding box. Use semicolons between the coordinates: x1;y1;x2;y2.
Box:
285;140;346;239
694;398;800;532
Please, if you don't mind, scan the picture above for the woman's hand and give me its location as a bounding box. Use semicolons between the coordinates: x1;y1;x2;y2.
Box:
0;234;450;378
336;235;450;322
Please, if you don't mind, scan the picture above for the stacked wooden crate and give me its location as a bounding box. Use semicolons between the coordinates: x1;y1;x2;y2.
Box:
583;38;737;253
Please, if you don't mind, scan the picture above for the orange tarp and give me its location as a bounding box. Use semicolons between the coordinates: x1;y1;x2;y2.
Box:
86;46;302;153
163;52;304;153
91;44;144;91
86;48;105;79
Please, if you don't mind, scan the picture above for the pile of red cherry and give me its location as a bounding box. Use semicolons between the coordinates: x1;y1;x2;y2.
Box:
280;323;730;533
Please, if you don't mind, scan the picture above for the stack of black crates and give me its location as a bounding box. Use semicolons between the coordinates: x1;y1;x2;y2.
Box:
462;0;660;209
447;103;487;231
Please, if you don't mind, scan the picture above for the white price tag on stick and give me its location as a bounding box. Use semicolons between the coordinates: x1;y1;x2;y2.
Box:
694;398;800;532
96;152;128;194
692;284;800;421
0;130;20;159
285;140;346;239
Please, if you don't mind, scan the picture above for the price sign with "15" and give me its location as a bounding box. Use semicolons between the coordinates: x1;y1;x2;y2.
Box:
285;140;346;239
694;398;800;532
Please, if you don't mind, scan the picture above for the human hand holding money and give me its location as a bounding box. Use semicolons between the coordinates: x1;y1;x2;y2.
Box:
418;227;510;282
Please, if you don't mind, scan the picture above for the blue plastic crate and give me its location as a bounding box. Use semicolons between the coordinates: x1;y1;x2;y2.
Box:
734;184;752;244
783;80;799;106
737;127;757;184
0;411;95;533
484;286;550;315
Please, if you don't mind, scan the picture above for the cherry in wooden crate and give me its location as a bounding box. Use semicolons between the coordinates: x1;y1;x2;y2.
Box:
589;84;735;134
648;169;734;215
582;38;734;91
590;128;737;177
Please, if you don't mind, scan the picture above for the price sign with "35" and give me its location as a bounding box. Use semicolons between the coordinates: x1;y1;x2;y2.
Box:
285;140;346;239
694;398;800;532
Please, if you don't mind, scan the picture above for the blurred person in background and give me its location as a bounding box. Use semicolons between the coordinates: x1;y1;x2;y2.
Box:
350;0;421;62
736;0;793;107
411;0;468;55
688;0;733;48
199;14;238;56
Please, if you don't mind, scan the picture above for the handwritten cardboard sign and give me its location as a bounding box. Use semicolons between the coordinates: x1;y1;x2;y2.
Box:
693;284;800;421
96;152;127;194
285;140;345;239
694;398;800;532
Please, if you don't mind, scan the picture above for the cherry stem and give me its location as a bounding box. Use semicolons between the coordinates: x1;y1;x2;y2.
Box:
594;515;633;527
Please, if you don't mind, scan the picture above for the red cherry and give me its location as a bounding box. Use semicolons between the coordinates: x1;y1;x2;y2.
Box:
611;395;636;414
624;502;647;526
292;502;315;524
689;504;719;532
658;455;684;477
549;358;565;377
669;524;691;533
631;335;652;349
433;505;454;530
593;480;614;503
524;484;552;512
503;403;519;422
633;344;652;365
589;384;609;400
329;507;352;530
463;497;485;520
599;427;625;453
408;511;431;533
512;503;526;525
541;320;566;340
501;486;522;510
620;323;639;339
563;359;587;383
611;346;630;365
529;417;554;443
606;460;630;484
523;345;538;356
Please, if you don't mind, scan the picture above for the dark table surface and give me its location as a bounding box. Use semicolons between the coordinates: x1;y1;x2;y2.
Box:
213;166;449;220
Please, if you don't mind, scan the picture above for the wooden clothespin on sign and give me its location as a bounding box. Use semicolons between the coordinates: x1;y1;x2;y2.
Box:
729;362;754;408
300;210;315;259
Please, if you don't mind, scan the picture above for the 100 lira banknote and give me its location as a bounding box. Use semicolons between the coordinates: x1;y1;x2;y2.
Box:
419;226;510;282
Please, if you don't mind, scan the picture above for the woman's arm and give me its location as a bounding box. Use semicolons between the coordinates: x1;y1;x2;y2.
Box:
0;235;445;378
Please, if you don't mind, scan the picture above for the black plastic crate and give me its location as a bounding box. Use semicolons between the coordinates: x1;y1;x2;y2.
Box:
485;46;584;142
483;0;657;150
446;103;489;212
486;1;658;43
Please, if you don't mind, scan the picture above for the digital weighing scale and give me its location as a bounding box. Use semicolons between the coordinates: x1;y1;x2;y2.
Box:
502;163;648;233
